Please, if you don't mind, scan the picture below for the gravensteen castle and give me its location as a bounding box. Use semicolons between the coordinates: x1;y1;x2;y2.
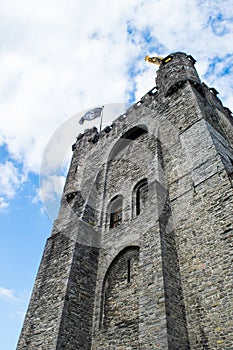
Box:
17;52;232;349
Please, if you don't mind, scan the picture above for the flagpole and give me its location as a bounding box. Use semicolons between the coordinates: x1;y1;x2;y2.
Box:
99;105;104;132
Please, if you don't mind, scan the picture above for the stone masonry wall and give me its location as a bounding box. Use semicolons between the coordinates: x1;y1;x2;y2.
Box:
56;242;99;350
91;122;171;349
159;80;233;348
18;52;233;350
17;233;76;350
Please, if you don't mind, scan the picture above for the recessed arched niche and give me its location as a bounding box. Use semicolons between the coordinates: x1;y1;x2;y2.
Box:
100;246;140;336
108;124;148;161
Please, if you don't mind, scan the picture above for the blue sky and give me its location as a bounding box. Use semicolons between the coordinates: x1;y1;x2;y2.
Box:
1;0;233;349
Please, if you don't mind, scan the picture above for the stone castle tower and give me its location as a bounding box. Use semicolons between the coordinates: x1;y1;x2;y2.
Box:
17;52;233;349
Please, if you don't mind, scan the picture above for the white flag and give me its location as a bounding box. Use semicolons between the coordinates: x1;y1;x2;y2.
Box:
79;107;103;124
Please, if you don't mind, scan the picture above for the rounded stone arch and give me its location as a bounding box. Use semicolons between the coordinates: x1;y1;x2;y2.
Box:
107;124;148;161
100;246;140;333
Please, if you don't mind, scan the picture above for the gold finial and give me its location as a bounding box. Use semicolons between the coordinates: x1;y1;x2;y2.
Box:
145;55;164;65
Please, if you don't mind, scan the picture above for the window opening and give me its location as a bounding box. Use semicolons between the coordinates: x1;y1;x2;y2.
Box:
135;179;148;216
127;259;131;283
110;209;122;228
136;189;141;216
109;196;123;229
162;55;173;65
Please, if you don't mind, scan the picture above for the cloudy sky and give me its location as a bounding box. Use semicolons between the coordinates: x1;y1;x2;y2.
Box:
1;0;233;348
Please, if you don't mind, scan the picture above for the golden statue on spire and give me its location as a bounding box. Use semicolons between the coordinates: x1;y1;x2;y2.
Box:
145;55;164;65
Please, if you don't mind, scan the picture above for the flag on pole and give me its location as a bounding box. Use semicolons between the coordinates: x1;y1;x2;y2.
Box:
79;107;103;125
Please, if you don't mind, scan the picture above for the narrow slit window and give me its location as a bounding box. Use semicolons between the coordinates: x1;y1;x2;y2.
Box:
127;259;131;283
134;179;148;216
136;189;141;216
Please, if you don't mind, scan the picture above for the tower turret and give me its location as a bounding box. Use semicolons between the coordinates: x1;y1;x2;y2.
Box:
156;52;201;96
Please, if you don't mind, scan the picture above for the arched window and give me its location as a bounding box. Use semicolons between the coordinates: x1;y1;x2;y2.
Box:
134;179;148;216
108;195;123;229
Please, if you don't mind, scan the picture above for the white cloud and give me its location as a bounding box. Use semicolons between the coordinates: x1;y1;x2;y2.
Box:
0;161;27;199
31;102;125;221
0;197;9;212
0;0;233;206
0;287;15;300
36;175;66;204
33;174;66;221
